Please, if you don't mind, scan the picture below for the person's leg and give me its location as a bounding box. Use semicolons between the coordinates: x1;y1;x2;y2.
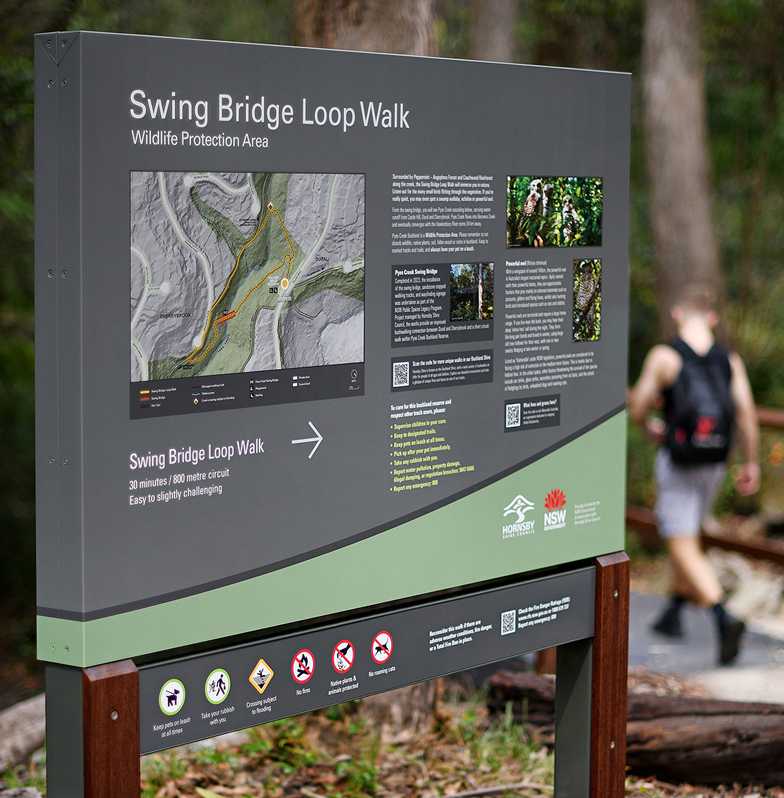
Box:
650;536;719;638
666;536;722;607
695;463;746;665
665;535;745;664
654;453;745;663
670;564;692;597
651;450;701;637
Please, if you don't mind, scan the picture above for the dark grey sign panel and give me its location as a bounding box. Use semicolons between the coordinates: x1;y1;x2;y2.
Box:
35;31;629;667
139;567;595;753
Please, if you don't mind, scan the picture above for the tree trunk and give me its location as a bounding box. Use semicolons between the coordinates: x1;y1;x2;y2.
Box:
294;0;436;55
642;0;723;334
470;0;517;63
487;671;784;786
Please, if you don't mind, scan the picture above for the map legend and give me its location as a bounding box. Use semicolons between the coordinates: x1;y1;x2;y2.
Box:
131;363;363;418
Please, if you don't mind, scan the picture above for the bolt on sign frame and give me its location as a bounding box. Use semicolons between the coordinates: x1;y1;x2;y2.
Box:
35;31;630;797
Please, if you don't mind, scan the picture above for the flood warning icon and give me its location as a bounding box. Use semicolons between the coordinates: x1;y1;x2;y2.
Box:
248;658;275;695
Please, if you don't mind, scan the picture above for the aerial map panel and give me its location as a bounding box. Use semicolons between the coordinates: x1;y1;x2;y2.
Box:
130;172;365;415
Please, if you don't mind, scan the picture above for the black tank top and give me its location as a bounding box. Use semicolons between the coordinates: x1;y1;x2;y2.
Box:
662;337;734;465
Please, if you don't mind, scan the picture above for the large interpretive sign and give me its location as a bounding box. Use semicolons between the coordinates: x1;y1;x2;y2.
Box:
36;32;630;669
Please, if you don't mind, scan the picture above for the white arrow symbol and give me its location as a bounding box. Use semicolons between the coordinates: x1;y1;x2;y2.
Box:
291;421;323;459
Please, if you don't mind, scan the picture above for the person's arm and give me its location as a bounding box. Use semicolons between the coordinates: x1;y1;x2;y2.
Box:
629;346;678;443
729;352;760;495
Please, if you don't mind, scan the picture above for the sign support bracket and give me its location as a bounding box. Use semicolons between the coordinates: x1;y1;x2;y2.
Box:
44;554;628;798
554;552;629;798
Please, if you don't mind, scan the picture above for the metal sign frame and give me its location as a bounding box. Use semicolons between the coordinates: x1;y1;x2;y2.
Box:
45;554;629;798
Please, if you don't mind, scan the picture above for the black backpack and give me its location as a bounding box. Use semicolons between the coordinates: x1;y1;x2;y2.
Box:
664;338;735;465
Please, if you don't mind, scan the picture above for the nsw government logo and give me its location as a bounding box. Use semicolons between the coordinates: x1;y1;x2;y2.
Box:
502;495;536;539
544;488;567;531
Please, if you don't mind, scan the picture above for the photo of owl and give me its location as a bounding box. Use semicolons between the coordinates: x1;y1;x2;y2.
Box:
572;258;602;342
506;176;603;248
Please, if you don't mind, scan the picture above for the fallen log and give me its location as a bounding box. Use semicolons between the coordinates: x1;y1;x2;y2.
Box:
487;671;784;787
0;694;45;771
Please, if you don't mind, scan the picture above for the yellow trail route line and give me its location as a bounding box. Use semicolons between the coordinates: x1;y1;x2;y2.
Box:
185;210;270;362
184;203;297;367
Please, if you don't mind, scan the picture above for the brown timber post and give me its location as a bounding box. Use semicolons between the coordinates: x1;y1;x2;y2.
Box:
590;552;629;798
535;647;557;674
83;660;140;798
46;659;140;798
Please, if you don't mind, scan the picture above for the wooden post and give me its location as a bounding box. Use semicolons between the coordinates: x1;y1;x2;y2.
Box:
535;647;557;674
590;552;629;798
83;661;140;798
47;659;140;798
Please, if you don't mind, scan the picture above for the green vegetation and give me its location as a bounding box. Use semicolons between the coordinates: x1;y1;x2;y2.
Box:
449;262;494;321
507;176;603;248
1;699;551;796
0;751;46;795
288;264;365;307
456;702;549;777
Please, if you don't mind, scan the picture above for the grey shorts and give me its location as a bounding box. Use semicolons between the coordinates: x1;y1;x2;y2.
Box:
654;449;726;538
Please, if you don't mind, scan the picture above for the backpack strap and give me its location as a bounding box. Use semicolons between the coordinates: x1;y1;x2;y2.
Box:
669;337;698;362
702;344;734;417
708;342;733;383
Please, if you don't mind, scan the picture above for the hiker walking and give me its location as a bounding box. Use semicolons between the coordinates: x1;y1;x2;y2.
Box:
629;287;760;665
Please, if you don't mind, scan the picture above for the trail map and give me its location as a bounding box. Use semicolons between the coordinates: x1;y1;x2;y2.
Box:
130;172;365;382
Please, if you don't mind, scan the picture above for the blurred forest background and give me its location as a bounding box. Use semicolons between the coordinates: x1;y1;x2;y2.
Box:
1;0;784;677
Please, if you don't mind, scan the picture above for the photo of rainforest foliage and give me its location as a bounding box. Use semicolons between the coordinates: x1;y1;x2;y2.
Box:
507;176;603;248
449;262;494;322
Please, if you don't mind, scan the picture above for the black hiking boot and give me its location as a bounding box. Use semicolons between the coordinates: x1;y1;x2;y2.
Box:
718;615;746;666
650;604;684;639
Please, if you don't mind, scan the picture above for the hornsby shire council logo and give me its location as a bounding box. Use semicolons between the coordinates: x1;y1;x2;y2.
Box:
544;488;567;531
502;494;536;538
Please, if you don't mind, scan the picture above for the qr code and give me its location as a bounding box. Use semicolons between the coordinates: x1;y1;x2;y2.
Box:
505;402;521;429
500;609;517;636
392;361;410;388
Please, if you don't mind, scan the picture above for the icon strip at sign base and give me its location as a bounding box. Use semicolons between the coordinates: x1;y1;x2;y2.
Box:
138;566;595;754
